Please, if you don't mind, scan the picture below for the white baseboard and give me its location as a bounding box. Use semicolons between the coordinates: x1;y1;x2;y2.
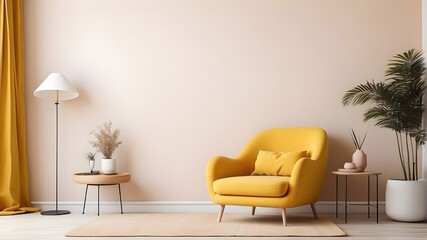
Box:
32;201;385;215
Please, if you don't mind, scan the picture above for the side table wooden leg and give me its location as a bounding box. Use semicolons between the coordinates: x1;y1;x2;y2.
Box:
82;184;89;214
118;184;123;214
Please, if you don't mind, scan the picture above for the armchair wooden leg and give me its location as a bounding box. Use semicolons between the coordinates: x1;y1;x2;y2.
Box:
281;208;287;227
251;206;256;215
217;205;225;222
310;203;318;219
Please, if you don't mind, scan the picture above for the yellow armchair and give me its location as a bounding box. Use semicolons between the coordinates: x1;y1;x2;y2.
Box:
206;127;328;226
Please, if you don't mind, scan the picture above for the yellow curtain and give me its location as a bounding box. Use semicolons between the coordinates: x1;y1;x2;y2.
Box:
0;0;39;216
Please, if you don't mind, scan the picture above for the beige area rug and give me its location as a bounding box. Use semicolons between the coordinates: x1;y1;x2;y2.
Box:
66;213;346;237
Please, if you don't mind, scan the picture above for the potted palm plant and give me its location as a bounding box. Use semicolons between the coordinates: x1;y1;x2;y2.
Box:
342;49;427;222
89;121;122;174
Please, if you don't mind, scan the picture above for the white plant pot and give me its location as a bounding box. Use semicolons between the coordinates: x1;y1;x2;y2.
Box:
101;158;116;174
386;179;427;222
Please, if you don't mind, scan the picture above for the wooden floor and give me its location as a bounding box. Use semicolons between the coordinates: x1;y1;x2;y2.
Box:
0;212;426;239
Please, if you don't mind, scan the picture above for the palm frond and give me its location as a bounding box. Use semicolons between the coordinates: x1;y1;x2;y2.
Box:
363;106;400;130
341;81;389;106
386;49;425;82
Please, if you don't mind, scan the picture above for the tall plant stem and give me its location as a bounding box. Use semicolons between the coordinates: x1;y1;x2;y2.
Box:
413;136;419;181
405;133;411;180
395;132;407;180
410;136;415;180
415;144;419;180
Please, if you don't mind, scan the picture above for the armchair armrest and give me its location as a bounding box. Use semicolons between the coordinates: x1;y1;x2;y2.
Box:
286;157;327;206
206;156;252;200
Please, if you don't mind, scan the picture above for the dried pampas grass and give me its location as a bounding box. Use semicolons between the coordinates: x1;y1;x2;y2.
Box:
89;121;122;159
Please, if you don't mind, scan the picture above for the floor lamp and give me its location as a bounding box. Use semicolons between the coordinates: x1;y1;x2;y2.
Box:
34;73;79;215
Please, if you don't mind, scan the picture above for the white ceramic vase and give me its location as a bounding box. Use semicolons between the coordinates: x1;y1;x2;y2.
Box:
352;149;367;171
386;179;427;222
89;160;95;173
101;158;116;174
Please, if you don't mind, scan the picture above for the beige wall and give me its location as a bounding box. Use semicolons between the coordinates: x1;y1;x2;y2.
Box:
23;0;421;203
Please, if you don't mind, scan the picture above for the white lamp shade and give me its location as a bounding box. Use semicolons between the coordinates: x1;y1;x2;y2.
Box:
33;73;79;101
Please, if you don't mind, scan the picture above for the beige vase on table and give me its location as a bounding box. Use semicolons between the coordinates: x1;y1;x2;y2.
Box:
352;149;367;171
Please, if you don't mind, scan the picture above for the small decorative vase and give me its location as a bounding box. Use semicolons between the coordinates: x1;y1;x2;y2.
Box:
89;160;95;173
101;158;116;174
352;149;367;171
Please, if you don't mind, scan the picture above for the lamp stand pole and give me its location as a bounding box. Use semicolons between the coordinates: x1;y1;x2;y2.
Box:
41;101;70;215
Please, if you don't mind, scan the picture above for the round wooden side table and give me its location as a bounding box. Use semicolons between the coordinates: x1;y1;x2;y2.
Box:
73;172;131;215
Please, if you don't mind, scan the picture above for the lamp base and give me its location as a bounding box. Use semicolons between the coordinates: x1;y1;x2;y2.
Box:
41;210;70;215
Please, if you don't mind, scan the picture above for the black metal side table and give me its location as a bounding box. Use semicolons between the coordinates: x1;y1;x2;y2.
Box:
332;170;381;223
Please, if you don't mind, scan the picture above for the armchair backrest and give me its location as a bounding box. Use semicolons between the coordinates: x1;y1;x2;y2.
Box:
237;127;328;174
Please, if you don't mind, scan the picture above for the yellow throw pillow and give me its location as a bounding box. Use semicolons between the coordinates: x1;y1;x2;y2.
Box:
251;150;307;176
